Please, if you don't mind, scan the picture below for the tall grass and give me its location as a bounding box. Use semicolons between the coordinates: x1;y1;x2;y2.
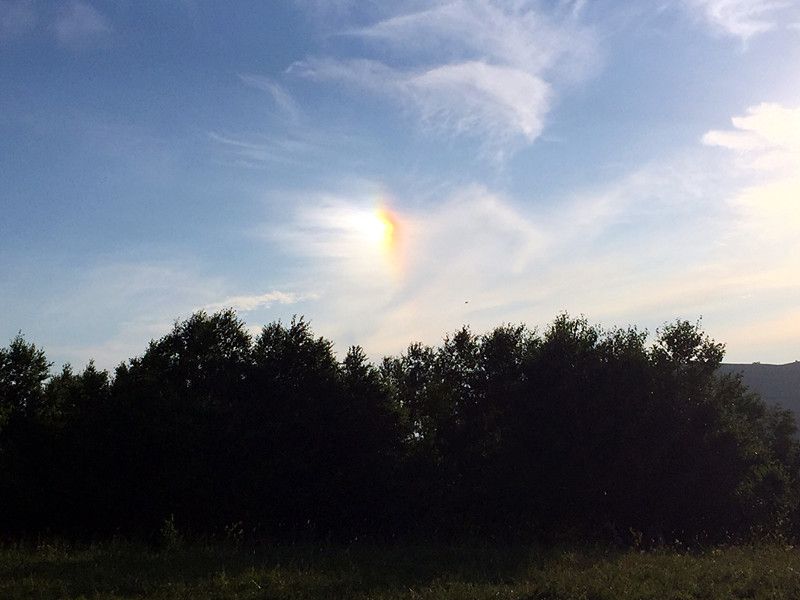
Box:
1;541;799;599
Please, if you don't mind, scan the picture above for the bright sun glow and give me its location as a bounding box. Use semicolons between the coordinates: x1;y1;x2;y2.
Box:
358;206;396;251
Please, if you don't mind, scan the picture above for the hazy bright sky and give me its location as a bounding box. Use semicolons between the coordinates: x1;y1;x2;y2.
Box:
2;0;799;369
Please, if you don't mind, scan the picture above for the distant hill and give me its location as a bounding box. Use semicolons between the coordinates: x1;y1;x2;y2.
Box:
719;362;800;416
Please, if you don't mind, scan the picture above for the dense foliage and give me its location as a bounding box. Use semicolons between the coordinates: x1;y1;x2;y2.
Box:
1;311;798;544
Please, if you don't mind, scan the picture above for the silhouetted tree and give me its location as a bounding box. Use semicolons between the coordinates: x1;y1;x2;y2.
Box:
0;312;797;544
0;335;50;424
108;309;253;534
0;335;53;533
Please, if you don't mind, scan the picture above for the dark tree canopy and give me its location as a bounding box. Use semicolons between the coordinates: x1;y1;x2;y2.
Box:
0;312;798;544
0;335;51;424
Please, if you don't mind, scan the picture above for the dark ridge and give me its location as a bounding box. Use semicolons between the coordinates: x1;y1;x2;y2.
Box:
720;361;800;414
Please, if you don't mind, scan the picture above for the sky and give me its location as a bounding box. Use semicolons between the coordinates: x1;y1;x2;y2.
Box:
1;0;799;370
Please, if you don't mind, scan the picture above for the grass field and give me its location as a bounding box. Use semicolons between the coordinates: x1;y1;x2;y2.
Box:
2;541;800;599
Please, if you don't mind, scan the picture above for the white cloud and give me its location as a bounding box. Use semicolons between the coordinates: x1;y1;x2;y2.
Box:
703;103;800;170
37;100;800;369
688;102;800;361
53;1;110;44
682;0;794;39
703;103;800;248
203;291;311;313
292;0;596;157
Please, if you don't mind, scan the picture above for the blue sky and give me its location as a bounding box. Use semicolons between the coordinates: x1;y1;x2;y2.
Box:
2;0;799;369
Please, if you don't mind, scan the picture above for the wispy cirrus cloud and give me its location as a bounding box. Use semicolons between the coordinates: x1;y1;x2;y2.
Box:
53;1;110;45
292;0;597;158
238;74;301;122
207;126;369;171
203;290;312;313
208;131;318;167
682;0;798;40
295;57;552;153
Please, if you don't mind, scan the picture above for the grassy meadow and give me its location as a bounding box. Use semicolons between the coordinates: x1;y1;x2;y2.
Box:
2;542;800;599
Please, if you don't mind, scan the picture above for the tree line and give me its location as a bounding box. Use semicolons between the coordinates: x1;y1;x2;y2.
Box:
1;310;798;545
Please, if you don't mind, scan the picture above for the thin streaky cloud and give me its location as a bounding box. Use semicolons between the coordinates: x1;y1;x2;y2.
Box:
203;291;313;313
53;1;110;44
208;132;272;152
208;130;332;167
238;74;301;121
